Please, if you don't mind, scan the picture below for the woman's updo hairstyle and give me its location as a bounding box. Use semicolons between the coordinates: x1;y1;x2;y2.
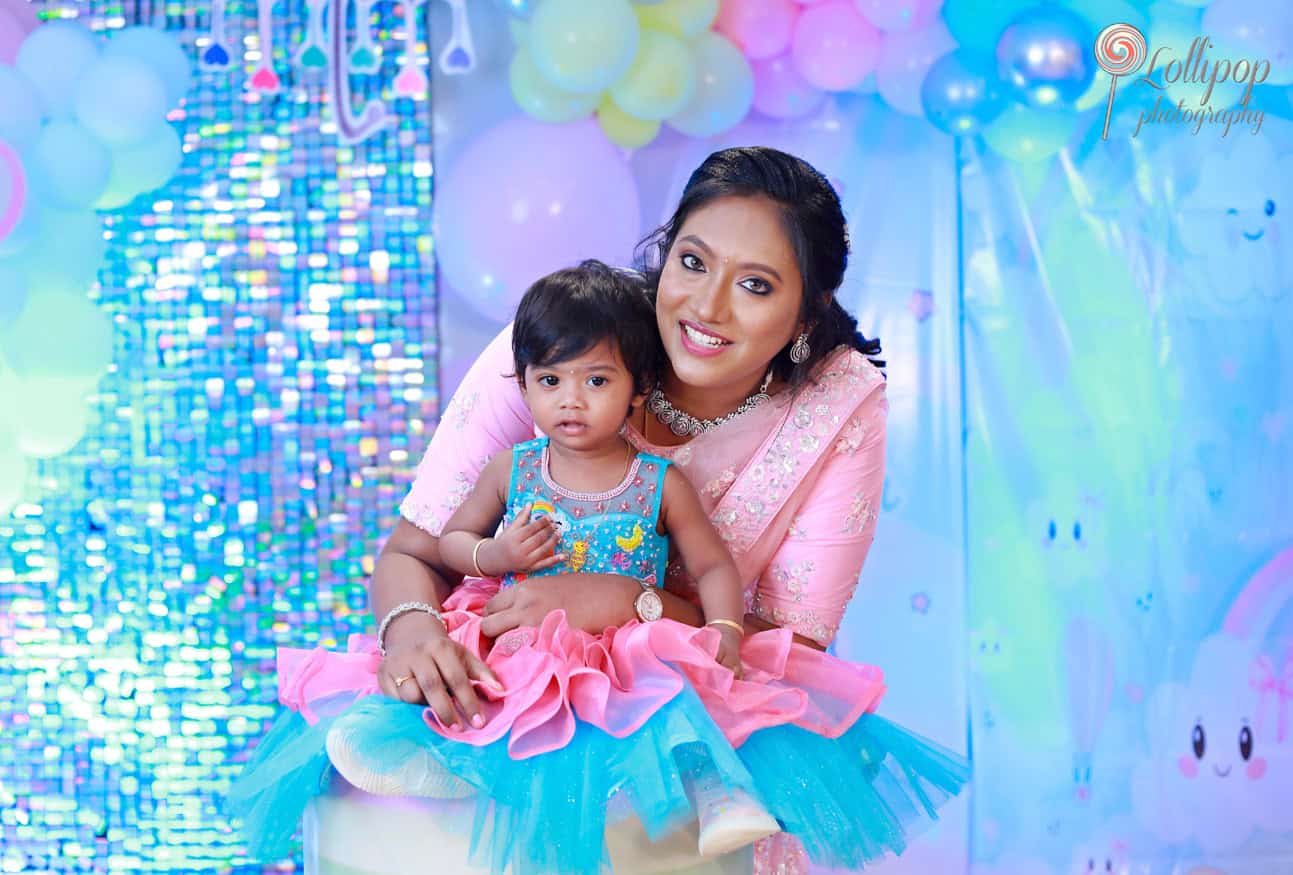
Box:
636;146;884;387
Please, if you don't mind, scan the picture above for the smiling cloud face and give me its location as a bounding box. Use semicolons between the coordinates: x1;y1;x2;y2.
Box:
1173;133;1293;318
1130;634;1293;851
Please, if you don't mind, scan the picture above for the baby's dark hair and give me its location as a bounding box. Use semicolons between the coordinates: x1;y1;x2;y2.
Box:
512;260;662;396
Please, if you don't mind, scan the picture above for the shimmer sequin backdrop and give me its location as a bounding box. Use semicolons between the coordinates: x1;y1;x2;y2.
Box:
0;0;434;870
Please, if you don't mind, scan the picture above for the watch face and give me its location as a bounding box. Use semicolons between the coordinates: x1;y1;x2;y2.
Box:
636;588;664;622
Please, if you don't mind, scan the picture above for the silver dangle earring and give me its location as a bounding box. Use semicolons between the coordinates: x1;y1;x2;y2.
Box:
789;332;810;365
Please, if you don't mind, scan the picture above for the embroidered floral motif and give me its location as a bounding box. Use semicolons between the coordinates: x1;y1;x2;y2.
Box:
787;514;807;538
442;391;478;432
712;349;883;555
399;497;443;536
834;406;878;455
843;493;877;535
442;471;473;515
702;467;737;498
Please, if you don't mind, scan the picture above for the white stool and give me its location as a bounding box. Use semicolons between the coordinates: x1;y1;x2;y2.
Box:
302;774;754;875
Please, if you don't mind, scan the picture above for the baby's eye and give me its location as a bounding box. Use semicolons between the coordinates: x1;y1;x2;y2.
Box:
739;277;772;295
680;253;704;272
538;375;558;387
588;375;608;387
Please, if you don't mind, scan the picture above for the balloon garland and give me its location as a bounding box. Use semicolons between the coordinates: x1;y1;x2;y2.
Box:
0;14;190;512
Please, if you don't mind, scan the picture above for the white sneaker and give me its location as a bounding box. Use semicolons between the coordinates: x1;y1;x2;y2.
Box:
325;712;474;799
691;771;780;857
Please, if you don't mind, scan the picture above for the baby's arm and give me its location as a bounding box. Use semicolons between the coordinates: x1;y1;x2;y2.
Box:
659;466;745;673
441;451;563;578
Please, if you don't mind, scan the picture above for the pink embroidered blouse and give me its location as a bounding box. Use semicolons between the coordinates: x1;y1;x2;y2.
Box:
399;326;888;647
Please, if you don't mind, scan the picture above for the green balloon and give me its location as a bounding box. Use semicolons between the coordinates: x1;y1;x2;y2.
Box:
0;289;114;383
509;47;601;123
609;28;695;121
528;0;639;94
983;104;1077;163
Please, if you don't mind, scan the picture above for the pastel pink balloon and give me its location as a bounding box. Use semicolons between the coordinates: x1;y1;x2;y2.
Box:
876;18;957;116
751;53;826;118
715;0;800;60
0;0;37;63
855;0;942;32
790;0;881;91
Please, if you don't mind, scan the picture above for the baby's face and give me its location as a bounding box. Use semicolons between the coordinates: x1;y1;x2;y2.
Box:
523;341;640;451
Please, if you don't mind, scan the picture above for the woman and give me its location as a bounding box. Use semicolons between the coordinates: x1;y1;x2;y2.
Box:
232;147;967;874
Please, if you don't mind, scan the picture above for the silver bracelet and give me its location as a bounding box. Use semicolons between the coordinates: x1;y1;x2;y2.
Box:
377;601;444;655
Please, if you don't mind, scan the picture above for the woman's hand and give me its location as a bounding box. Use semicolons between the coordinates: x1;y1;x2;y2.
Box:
377;611;503;730
480;573;642;637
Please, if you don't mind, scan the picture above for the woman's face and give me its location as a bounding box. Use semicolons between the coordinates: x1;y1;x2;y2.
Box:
655;195;804;396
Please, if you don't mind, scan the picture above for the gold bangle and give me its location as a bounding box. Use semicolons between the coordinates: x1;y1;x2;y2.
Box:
471;537;492;577
706;618;745;636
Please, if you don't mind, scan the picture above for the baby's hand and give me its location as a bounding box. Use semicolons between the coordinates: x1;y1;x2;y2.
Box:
715;627;743;679
484;505;565;575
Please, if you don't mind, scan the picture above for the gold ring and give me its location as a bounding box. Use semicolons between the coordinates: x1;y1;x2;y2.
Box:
394;674;412;688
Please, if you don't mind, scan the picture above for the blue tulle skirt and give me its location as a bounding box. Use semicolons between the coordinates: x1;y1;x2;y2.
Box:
225;687;969;875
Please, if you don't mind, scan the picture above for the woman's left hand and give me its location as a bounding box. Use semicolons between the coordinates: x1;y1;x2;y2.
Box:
479;573;640;637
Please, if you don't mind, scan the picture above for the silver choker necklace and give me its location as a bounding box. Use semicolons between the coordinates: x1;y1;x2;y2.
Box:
646;371;773;437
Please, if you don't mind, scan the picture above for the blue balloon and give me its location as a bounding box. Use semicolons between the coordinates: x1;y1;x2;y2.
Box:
27;120;111;209
920;50;1006;136
943;0;1032;56
996;6;1096;108
104;26;193;108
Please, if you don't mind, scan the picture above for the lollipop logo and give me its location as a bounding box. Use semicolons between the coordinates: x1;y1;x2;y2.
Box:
1095;23;1148;140
1095;22;1273;139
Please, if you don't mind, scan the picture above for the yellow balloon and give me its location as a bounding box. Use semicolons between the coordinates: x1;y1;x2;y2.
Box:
635;0;719;40
509;47;600;123
609;28;696;121
598;97;661;149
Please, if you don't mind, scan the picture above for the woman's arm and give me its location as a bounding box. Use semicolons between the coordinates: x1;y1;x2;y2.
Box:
749;380;888;649
479;571;704;637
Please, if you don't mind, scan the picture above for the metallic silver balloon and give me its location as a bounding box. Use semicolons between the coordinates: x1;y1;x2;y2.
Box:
995;6;1096;108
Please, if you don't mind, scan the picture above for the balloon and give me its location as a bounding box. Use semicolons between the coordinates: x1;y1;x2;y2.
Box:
15;20;101;117
0;258;27;322
920;49;1005;135
435;117;641;318
527;0;639;93
27;119;111;209
7;207;105;295
1204;0;1293;86
854;0;942;33
494;0;534;17
635;0;719;39
609;28;695;120
875;18;957;116
10;377;92;457
790;0;881;92
752;52;827;118
0;137;25;245
0;0;37;66
0;65;43;150
509;46;600;123
1067;0;1149;44
0;185;38;257
995;6;1096;108
714;0;799;60
666;33;754;136
597;96;661;148
982;103;1077;162
74;55;168;146
94;123;183;210
942;0;1031;56
1147;3;1247;110
103;25;193;107
0;288;113;383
